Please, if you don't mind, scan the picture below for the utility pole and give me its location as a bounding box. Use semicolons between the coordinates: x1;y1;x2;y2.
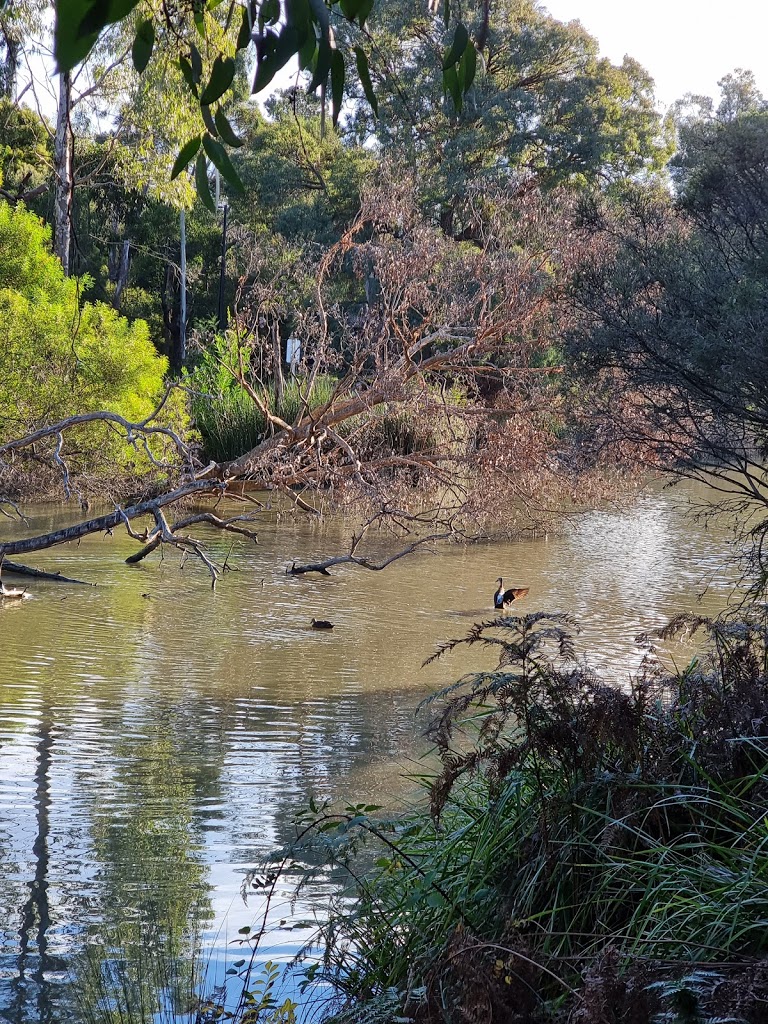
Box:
179;208;187;367
218;201;228;333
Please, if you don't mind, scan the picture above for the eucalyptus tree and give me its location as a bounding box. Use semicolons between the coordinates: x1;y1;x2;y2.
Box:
339;0;673;234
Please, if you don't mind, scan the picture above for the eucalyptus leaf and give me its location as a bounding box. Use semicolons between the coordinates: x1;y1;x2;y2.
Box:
201;104;217;138
355;47;378;116
200;55;236;105
261;0;280;24
339;0;364;19
170;135;201;179
442;21;469;71
202;135;244;195
189;43;203;84
178;56;198;97
356;0;374;28
308;37;333;93
214;108;244;147
330;49;345;126
195;151;215;211
236;5;252;49
56;0;140;71
443;64;462;111
253;26;300;92
131;19;154;73
457;41;476;94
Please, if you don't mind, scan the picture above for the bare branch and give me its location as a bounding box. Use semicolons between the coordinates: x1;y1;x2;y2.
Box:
287;530;458;575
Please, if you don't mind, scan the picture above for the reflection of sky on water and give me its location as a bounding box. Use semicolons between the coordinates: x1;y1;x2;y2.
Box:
0;482;742;1021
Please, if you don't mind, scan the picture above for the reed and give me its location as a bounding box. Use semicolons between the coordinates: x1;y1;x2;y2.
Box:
190;373;338;463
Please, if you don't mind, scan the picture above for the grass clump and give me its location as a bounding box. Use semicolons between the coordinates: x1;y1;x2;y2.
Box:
279;608;768;1024
186;333;337;462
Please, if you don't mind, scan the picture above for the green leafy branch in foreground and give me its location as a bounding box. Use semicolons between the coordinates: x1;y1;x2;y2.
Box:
49;0;480;208
257;608;768;1023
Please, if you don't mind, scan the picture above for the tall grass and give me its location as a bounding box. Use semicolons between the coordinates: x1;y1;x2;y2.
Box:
276;608;768;1023
186;335;338;463
190;376;339;464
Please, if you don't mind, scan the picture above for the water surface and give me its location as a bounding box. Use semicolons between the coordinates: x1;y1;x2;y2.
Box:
0;483;740;1022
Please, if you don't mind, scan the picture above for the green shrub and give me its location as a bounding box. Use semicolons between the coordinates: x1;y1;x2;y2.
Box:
187;332;337;462
0;200;181;473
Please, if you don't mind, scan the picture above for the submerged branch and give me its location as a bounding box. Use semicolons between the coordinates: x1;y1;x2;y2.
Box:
287;530;456;574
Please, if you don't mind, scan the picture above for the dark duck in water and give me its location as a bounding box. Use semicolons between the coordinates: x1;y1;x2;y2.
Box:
494;578;530;609
311;618;334;630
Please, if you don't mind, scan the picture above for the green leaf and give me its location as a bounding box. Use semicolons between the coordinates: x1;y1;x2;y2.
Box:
457;40;477;94
330;49;344;126
298;33;316;71
171;135;201;178
356;0;374;28
308;37;332;93
214;108;244;147
339;0;364;18
236;6;252;49
201;103;217;137
195;151;215;211
200;55;236;105
131;19;154;73
442;21;469;71
76;0;138;40
189;43;203;84
443;64;462;111
253;26;300;93
202;134;244;195
354;46;378;116
260;0;280;25
193;5;205;36
56;0;140;71
178;56;199;97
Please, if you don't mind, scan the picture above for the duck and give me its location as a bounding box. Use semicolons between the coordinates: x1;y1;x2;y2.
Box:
0;583;27;600
494;577;530;609
310;618;334;630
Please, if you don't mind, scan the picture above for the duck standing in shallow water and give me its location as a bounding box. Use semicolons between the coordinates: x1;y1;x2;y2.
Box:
494;578;530;609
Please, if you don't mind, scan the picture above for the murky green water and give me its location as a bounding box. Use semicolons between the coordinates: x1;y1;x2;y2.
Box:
0;483;740;1022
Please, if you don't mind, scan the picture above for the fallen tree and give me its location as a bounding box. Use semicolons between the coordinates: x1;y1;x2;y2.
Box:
0;180;600;586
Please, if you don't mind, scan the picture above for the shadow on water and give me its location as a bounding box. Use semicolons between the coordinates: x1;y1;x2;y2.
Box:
0;481;741;1021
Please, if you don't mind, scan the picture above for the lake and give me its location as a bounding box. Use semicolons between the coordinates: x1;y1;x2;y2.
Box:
0;482;740;1022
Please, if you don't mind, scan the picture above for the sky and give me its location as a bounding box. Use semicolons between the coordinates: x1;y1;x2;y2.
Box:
542;0;768;108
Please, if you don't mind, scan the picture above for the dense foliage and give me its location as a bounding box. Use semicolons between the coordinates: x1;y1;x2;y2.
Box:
0;200;182;473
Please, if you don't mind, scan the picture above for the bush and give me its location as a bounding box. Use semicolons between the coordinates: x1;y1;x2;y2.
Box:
0;200;182;473
275;609;768;1024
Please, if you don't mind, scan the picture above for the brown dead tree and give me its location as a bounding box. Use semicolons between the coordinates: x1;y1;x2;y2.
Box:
0;179;593;586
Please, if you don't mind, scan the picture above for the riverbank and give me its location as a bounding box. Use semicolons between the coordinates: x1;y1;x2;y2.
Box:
279;608;768;1024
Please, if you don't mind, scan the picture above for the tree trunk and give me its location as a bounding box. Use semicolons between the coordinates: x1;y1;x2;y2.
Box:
272;321;285;413
179;208;187;368
53;71;73;275
0;31;20;99
113;239;131;307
